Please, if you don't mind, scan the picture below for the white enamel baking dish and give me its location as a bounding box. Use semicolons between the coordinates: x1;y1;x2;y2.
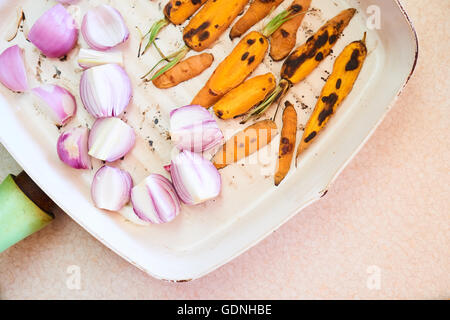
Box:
0;0;418;281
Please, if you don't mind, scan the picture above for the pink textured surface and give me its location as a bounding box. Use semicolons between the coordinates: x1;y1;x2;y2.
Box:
0;0;449;299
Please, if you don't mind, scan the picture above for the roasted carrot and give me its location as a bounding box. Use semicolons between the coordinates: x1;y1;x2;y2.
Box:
183;0;250;51
164;0;208;25
243;8;357;122
270;0;311;61
230;0;284;40
281;8;356;84
139;0;208;56
152;53;214;89
192;31;269;108
213;73;276;119
274;101;297;186
296;34;367;161
212;120;278;169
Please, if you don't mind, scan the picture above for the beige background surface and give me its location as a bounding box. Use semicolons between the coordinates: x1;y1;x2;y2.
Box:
0;0;449;299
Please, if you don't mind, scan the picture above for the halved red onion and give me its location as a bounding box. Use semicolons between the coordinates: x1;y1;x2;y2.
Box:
131;174;181;224
88;117;135;162
81;5;129;51
78;48;123;69
57;127;91;169
80;64;132;118
28;4;78;58
170;105;223;152
91;166;132;211
32;84;76;126
0;45;28;92
170;150;221;205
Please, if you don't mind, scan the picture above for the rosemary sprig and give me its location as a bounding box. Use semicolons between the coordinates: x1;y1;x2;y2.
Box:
262;9;310;38
240;79;291;124
141;46;189;81
139;18;169;57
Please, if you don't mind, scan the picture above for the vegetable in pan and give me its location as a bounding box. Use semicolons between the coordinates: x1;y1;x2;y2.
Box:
183;0;250;51
230;0;284;40
192;31;269;108
165;0;208;25
213;73;277;120
212;120;278;169
296;33;367;162
274;101;297;186
152;53;214;89
270;0;312;61
282;8;357;83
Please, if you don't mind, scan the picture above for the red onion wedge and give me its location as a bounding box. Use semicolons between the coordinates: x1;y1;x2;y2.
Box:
32;85;76;126
170;105;223;152
81;5;129;51
28;4;78;58
170;150;221;205
80;64;132;118
78;48;123;69
57;127;91;169
0;45;28;92
91;166;132;211
56;0;78;4
88;117;135;162
131;174;181;224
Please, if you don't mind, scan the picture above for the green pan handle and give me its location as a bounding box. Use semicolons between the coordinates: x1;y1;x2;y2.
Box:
0;172;56;253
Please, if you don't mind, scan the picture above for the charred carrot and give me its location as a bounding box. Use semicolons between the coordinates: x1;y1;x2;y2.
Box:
270;0;311;61
165;0;208;25
243;8;357;122
274;101;297;186
183;0;250;51
213;73;276;119
296;34;367;161
281;8;356;84
230;0;284;40
212;120;278;169
192;31;269;108
152;53;214;89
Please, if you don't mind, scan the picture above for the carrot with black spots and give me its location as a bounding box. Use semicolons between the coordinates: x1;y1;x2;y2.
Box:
270;0;312;61
296;34;367;162
281;8;356;84
192;31;269;108
183;0;250;51
274;101;297;186
230;0;284;40
165;0;208;25
213;73;276;119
